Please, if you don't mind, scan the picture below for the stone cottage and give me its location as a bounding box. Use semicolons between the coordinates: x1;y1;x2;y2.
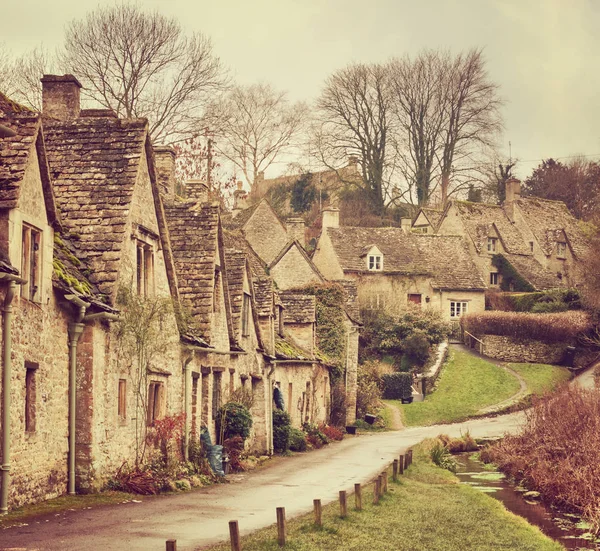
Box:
312;207;487;322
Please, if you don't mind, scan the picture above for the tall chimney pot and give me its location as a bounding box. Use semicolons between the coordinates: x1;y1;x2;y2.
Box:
322;207;340;229
41;74;82;120
186;179;208;202
154;146;177;198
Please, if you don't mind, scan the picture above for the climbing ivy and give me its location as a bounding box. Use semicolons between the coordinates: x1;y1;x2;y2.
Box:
491;254;535;292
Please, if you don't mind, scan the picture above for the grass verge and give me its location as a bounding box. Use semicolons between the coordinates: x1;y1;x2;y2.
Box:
507;362;571;395
202;442;561;551
400;350;521;426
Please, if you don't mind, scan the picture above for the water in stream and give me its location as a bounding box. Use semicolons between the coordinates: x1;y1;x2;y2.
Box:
455;453;599;550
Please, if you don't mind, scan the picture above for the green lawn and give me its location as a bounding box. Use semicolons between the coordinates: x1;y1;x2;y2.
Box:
203;443;561;551
508;362;571;396
400;350;521;427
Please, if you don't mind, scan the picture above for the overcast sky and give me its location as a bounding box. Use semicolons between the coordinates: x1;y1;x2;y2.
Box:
3;0;599;179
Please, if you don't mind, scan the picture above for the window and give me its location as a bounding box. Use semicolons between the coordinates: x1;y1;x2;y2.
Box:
450;301;468;319
557;242;567;258
136;241;154;297
412;226;428;234
368;254;382;271
487;238;497;253
529;241;534;253
146;381;164;426
367;293;385;310
490;273;498;285
408;294;422;305
241;293;251;336
118;379;127;420
212;371;222;421
287;383;293;414
21;224;42;302
25;361;38;432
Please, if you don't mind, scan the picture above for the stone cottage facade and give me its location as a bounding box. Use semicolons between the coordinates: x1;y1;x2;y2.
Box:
415;179;589;291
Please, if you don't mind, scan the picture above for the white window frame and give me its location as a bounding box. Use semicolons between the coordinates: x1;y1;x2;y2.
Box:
557;242;567;258
487;237;498;253
450;301;468;319
368;254;382;271
136;240;155;297
490;273;498;286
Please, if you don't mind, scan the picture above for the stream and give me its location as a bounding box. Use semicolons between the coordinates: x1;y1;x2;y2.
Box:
455;453;599;550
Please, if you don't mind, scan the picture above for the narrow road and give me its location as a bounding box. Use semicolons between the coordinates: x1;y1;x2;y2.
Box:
0;412;524;551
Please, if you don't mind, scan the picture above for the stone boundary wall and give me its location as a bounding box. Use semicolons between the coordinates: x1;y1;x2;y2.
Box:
479;334;566;364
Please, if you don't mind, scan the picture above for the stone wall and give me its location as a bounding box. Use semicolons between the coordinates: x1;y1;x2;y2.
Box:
270;246;322;290
244;202;289;265
479;334;568;364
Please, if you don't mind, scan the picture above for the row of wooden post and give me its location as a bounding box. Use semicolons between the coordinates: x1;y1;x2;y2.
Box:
165;449;414;550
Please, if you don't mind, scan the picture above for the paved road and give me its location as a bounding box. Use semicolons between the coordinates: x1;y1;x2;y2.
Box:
0;412;524;551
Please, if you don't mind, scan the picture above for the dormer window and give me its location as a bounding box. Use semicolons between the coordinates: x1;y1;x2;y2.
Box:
368;254;382;271
557;242;567;258
487;237;498;253
21;224;42;302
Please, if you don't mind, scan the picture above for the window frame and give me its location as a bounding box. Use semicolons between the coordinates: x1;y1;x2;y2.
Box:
557;242;567;258
367;254;382;271
490;272;499;286
21;224;42;302
450;301;469;319
146;380;165;426
487;237;498;253
25;361;39;433
118;379;127;421
136;240;155;297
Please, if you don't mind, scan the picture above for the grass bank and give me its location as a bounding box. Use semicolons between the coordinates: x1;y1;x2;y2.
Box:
202;442;561;551
400;350;520;426
507;362;571;395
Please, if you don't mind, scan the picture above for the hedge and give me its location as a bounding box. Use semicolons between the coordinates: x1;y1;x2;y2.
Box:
382;373;413;400
461;310;592;343
273;409;292;453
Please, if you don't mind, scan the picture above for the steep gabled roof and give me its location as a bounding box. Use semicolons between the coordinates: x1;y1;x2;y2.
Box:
325;226;485;290
453;201;530;255
268;239;325;280
515;197;589;258
164;200;220;342
502;253;562;291
224;249;246;335
44;116;149;299
253;276;275;317
417;207;444;231
223;228;268;277
279;291;316;324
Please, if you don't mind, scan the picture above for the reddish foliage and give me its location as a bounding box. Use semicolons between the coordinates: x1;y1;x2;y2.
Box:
146;412;185;462
488;386;600;533
320;424;344;441
223;436;246;472
306;434;325;449
112;463;159;495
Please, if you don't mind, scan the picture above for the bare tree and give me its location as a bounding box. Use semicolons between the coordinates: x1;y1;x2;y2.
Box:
389;49;503;206
313;63;394;215
207;83;307;187
0;44;17;97
62;3;226;143
8;46;53;110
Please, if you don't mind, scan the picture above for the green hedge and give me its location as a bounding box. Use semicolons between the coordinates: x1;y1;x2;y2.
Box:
382;373;413;400
273;409;292;453
216;402;253;442
491;254;535;292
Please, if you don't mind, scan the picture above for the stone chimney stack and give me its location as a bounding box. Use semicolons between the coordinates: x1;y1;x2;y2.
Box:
400;218;412;233
41;74;82;120
232;181;248;217
322;207;340;229
154;146;177;198
504;178;521;221
185;179;208;203
287;217;306;246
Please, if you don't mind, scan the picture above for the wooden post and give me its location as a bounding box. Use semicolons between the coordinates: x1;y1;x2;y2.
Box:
408;449;413;467
166;541;177;551
383;471;389;493
339;490;347;518
404;453;409;470
276;507;286;547
378;474;384;497
399;454;404;475
373;477;381;504
354;483;362;510
313;499;322;527
393;459;399;481
229;521;241;551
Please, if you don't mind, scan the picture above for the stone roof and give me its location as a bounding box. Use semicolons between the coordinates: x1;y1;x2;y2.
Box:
279;291;316;324
222;228;267;277
268;239;325;280
224;249;246;336
164;200;220;342
274;335;313;362
515;197;588;258
503;253;562;291
222;202;261;230
326;226;485;290
419;207;444;231
44;116;149;299
335;279;361;324
453;201;530;255
253;276;274;317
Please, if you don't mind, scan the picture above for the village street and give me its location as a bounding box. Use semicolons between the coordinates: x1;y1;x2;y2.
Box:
0;412;524;551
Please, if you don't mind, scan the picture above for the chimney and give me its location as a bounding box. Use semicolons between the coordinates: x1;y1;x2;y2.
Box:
287;217;306;246
185;179;208;203
232;181;248;217
322;207;339;229
41;74;82;120
504;178;521;221
400;218;412;233
154;146;177;198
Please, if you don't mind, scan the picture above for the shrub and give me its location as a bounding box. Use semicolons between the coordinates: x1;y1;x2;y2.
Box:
146;412;185;465
223;436;245;472
488;386;600;533
216;402;253;443
531;301;568;313
356;361;384;418
381;373;413;400
402;331;431;367
303;422;330;445
289;427;308;452
461;310;591;343
273;409;292;453
429;440;457;472
320;424;344;441
328;381;347;428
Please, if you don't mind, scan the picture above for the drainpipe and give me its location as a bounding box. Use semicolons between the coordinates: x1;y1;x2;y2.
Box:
65;295;89;496
183;355;193;461
0;279;17;514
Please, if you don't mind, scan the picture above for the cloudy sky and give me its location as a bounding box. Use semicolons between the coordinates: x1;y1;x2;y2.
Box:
3;0;599;179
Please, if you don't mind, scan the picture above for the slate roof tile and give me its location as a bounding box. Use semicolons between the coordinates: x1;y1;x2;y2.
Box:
279;291;316;324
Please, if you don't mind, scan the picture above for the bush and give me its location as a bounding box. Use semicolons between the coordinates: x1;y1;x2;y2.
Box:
356;361;384;418
329;381;347;427
303;422;330;446
223;436;245;472
531;301;568;313
429;440;457;472
402;331;431;367
382;373;413;400
320;424;344;441
461;310;591;343
216;402;253;443
289;427;307;452
273;409;292;453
